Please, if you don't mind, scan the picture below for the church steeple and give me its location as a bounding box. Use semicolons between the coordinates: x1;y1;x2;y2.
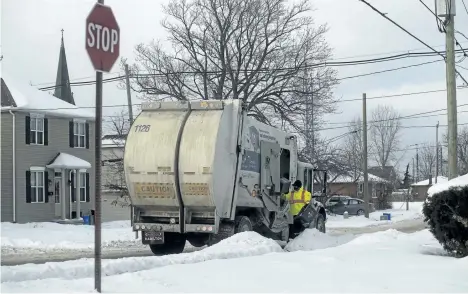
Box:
54;29;75;105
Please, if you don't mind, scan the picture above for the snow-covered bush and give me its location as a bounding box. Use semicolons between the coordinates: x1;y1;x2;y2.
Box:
423;186;468;257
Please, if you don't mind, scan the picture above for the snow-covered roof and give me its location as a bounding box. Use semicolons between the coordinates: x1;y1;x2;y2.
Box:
102;139;125;148
412;176;448;187
46;153;91;169
0;73;94;119
427;173;468;197
332;172;388;184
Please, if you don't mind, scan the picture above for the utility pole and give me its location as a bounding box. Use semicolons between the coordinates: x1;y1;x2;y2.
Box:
435;122;439;183
416;144;419;182
124;64;134;122
412;158;415;184
362;93;369;218
438;0;458;179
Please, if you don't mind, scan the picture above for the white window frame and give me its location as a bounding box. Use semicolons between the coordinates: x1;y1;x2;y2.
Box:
79;171;87;202
30;114;45;145
30;167;46;203
73;119;86;148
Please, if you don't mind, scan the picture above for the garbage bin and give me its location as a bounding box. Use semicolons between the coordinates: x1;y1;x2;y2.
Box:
83;215;90;225
383;213;391;220
90;210;95;225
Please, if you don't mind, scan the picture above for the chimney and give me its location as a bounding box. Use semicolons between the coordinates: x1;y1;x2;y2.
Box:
429;175;432;185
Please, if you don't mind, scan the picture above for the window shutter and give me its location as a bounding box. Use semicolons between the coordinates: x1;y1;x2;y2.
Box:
69;121;74;147
25;116;31;144
26;171;32;203
85;123;90;149
44;118;49;146
86;173;90;202
71;173;76;202
44;171;49;203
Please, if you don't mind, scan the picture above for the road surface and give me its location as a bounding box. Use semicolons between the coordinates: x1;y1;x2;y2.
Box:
1;218;427;266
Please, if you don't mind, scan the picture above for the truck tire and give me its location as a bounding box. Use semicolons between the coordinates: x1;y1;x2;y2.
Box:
187;236;208;248
235;216;253;233
149;233;186;255
315;214;326;233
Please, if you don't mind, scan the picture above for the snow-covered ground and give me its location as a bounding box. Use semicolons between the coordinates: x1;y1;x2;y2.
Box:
327;201;424;229
2;229;467;293
1;221;144;255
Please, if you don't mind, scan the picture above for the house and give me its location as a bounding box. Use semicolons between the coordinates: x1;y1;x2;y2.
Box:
368;166;398;187
410;176;449;201
324;172;391;199
0;34;95;223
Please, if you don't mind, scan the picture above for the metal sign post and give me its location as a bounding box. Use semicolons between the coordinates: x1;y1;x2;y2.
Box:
85;0;120;292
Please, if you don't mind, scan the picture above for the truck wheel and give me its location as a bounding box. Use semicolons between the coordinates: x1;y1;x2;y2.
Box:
187;236;207;248
235;216;252;233
149;233;186;255
315;214;326;233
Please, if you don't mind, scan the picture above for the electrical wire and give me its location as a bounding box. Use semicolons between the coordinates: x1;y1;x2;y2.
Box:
359;0;468;85
462;0;468;16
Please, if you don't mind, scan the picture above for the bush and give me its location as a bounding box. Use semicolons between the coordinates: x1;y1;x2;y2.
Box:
422;186;468;257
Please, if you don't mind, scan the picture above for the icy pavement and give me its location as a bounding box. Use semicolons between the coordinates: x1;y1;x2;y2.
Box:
2;229;467;293
326;201;424;229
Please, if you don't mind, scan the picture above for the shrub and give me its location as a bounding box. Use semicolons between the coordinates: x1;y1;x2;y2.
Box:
422;186;468;257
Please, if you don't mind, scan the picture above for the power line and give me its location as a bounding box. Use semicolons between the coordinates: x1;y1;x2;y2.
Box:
359;0;468;85
37;49;467;91
462;0;468;16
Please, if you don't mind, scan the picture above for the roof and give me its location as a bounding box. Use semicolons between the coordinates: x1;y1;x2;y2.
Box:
427;173;468;197
102;134;126;148
368;166;395;180
332;172;388;184
46;153;91;169
0;73;94;119
412;176;448;186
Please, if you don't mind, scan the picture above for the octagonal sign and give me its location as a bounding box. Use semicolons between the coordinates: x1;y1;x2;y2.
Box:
86;3;120;72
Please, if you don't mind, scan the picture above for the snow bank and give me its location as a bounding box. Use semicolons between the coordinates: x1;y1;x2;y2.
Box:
326;201;424;228
1;221;139;251
1;231;282;283
3;229;467;293
285;229;355;252
427;173;468;197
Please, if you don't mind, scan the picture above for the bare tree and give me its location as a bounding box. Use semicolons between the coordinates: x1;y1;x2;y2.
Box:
370;105;402;168
418;143;437;180
442;126;468;175
126;0;337;130
103;110;131;207
340;117;363;182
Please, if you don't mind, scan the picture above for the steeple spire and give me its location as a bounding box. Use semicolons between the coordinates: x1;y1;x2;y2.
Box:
54;29;75;105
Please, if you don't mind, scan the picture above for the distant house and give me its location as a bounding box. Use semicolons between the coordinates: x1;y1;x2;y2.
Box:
323;172;391;199
368;166;398;187
0;34;95;223
410;176;449;201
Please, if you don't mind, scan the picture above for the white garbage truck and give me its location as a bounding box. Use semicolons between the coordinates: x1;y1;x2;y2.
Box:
124;99;327;255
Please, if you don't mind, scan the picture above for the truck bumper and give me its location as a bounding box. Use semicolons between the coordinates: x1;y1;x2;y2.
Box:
133;223;217;234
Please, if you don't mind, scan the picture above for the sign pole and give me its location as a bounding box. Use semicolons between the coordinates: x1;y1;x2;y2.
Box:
95;0;104;292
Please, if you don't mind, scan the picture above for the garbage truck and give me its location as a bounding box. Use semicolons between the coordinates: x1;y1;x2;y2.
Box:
124;99;327;255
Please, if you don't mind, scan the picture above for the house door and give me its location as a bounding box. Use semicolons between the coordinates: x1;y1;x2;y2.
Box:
54;176;62;218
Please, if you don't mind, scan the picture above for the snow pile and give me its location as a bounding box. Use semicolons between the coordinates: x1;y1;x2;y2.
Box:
427;173;468;197
1;231;281;284
327;201;424;228
3;229;467;293
1;221;139;252
285;229;355;252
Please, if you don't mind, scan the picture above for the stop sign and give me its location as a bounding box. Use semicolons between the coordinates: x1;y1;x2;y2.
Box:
86;3;120;72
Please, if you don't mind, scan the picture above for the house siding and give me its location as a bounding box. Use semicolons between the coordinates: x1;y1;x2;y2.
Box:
1;112;14;222
12;111;95;223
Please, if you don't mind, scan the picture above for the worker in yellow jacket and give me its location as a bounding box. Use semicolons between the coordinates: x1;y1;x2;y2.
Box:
285;180;312;216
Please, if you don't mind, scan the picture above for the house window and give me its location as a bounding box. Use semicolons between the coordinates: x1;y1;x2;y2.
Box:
74;122;86;148
31;171;45;203
30;117;44;145
79;172;87;202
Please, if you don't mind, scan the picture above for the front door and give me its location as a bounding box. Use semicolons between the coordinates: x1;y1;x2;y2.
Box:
54;176;62;218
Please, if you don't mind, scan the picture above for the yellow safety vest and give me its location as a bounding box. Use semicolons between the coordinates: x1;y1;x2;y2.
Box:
285;187;311;216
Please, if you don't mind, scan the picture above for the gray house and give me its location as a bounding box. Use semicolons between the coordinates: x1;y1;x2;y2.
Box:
1;35;96;223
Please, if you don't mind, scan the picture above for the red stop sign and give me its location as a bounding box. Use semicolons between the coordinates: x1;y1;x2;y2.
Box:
86;3;120;72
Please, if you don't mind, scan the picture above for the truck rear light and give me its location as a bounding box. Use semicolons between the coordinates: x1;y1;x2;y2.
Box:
202;226;207;231
170;218;176;224
135;225;140;230
141;225;147;230
208;226;213;232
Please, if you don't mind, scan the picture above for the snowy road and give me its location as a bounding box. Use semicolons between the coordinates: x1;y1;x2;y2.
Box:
1;218;427;266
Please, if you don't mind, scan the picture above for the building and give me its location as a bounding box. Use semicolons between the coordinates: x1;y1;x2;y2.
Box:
324;172;391;200
410;176;449;201
0;34;95;223
368;166;398;187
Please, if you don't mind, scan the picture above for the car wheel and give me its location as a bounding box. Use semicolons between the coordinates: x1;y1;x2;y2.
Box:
357;209;364;216
315;214;326;233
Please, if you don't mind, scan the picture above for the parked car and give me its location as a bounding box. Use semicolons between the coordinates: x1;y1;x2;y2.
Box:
325;195;351;207
329;198;375;216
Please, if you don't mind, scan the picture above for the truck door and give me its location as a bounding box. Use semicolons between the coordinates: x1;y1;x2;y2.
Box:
260;141;281;211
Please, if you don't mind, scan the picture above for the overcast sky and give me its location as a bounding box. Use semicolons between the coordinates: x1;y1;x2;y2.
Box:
2;0;468;175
